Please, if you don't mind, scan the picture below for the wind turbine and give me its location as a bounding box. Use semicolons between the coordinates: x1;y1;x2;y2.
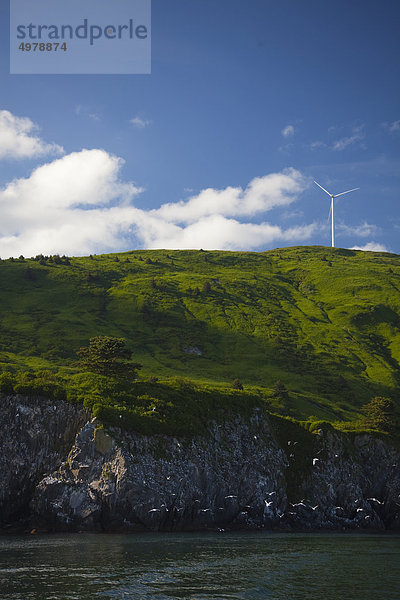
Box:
314;180;359;247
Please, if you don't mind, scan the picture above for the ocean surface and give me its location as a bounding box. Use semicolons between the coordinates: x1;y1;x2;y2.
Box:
0;532;399;599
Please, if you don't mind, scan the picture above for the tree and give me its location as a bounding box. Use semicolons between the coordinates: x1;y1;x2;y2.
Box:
77;336;141;381
362;396;398;433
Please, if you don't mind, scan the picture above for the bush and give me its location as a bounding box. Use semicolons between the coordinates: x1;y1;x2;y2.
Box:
272;380;289;400
232;378;243;390
303;420;334;434
6;370;67;402
0;372;16;394
24;266;35;280
362;396;399;433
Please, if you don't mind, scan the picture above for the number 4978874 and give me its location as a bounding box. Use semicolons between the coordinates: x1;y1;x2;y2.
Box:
18;42;67;51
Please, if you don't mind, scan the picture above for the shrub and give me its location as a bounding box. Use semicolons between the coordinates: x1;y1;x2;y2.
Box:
24;266;35;280
303;420;334;434
12;371;67;401
362;396;399;433
0;372;16;394
232;378;243;390
272;380;289;400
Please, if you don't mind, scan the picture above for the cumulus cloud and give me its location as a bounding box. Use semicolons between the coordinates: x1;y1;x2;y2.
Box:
0;154;313;257
153;168;305;224
130;116;152;128
0;149;142;257
138;216;316;251
333;125;365;151
281;124;295;138
351;242;388;252
0;110;64;160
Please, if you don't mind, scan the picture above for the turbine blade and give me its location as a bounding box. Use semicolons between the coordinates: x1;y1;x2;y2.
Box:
314;180;332;197
334;187;360;198
327;202;332;223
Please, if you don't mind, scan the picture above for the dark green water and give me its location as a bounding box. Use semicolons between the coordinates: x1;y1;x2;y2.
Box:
0;533;399;599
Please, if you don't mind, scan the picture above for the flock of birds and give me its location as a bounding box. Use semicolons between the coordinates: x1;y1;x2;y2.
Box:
144;440;386;518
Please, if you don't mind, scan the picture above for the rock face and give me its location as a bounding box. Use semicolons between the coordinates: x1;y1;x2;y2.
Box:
1;395;400;532
281;430;400;531
0;395;87;528
32;414;288;532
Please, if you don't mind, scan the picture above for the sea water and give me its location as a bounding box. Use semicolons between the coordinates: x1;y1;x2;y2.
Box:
0;532;399;599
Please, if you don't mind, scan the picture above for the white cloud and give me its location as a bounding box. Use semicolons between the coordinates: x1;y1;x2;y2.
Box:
137;215;316;251
278;143;294;153
0;110;64;160
351;242;388;252
130;116;152;128
333;125;365;151
281;124;295;138
153;168;306;225
0;149;142;257
339;222;379;237
310;140;327;150
75;105;101;121
383;119;400;134
281;209;304;221
0;155;313;257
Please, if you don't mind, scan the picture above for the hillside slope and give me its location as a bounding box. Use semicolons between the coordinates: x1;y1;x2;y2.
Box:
1;245;400;421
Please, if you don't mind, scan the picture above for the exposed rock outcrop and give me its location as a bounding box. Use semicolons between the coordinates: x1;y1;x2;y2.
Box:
32;414;288;531
0;395;87;528
1;395;400;532
280;429;400;531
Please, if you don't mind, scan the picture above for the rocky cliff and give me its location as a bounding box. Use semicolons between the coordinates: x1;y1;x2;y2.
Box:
0;394;88;529
1;395;400;532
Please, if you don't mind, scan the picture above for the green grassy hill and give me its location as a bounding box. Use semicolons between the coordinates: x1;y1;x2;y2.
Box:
1;245;400;423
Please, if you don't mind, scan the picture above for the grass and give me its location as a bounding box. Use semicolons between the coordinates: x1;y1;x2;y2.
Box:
1;245;400;427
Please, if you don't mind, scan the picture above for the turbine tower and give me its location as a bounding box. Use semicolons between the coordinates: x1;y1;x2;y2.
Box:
314;180;359;247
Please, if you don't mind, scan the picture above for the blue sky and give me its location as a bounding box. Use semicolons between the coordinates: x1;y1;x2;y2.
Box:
0;0;399;256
